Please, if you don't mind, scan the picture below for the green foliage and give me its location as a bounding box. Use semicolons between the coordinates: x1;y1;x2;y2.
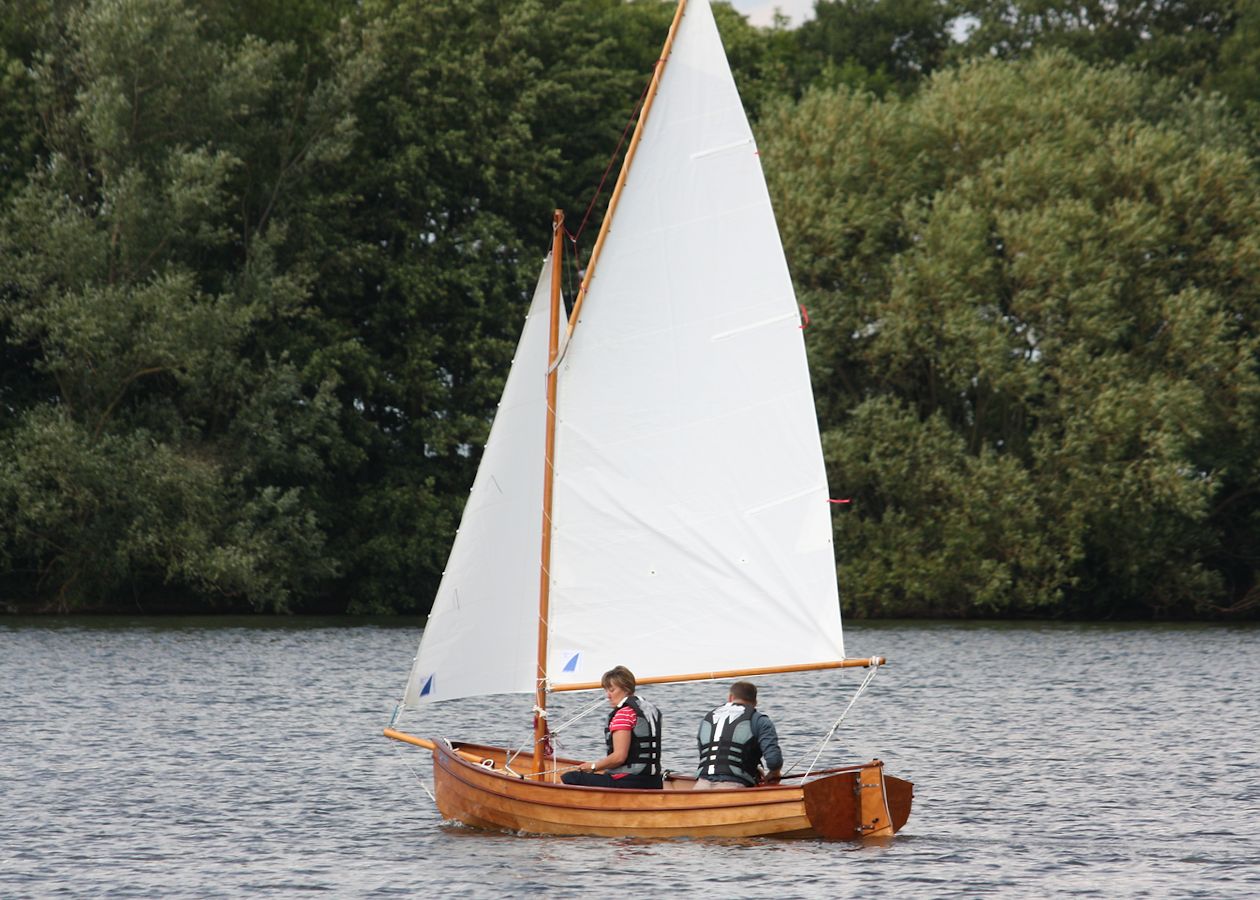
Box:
709;3;805;115
0;2;60;203
955;0;1239;89
0;406;335;611
795;0;958;97
1203;0;1260;132
4;0;1260;618
306;0;684;611
826;399;1062;615
0;0;715;614
765;53;1260;617
0;0;365;611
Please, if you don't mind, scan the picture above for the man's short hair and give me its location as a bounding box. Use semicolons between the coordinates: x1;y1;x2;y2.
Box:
729;681;757;704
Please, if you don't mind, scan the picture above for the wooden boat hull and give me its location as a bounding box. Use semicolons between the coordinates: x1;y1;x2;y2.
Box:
423;739;912;839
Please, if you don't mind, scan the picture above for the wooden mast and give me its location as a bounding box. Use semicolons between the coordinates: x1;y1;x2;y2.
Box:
532;209;565;778
559;0;688;349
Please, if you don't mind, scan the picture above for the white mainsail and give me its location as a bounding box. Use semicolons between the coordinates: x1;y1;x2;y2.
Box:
404;0;843;707
546;0;843;686
403;255;560;705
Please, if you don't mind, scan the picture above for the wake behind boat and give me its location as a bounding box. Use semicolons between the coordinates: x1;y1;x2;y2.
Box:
384;0;912;840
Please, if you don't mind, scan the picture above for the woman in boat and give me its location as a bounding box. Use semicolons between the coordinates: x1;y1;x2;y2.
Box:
561;665;663;789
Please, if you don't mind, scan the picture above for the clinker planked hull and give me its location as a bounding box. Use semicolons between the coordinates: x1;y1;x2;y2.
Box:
424;739;911;839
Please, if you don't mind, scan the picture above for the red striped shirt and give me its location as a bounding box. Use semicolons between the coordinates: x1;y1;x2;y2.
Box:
609;706;637;732
607;704;638;779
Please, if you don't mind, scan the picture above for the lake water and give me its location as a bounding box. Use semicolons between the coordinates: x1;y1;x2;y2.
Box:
1;619;1257;898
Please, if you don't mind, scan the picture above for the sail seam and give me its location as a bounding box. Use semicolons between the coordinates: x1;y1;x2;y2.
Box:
691;137;754;160
710;310;797;341
743;484;827;516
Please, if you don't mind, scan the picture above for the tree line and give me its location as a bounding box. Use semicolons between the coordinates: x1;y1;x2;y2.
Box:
2;0;1258;618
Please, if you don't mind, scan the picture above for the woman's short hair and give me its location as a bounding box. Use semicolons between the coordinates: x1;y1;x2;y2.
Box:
601;665;637;693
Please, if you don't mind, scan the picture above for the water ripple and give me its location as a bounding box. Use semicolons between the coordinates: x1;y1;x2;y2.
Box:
1;618;1258;898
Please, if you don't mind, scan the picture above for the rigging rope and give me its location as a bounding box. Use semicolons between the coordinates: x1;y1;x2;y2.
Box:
391;742;437;806
505;694;607;770
562;59;662;306
550;695;610;735
784;660;883;779
565;65;658;249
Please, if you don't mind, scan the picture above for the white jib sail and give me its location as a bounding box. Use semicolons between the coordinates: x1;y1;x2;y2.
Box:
547;0;845;687
403;254;561;706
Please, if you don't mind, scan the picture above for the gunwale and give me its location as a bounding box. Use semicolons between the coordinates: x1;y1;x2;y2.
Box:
403;737;911;839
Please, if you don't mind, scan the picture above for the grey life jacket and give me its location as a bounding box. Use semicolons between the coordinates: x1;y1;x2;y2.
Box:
604;695;662;777
697;701;761;786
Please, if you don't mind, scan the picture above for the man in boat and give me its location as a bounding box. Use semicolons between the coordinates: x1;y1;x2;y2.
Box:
561;665;663;789
693;681;782;789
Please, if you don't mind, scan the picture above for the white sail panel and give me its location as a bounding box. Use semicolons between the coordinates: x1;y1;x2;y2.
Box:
403;256;559;705
548;0;844;688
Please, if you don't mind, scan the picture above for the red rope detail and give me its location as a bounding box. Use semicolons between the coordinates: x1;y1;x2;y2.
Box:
533;714;555;759
799;304;810;328
828;498;852;504
569;62;660;254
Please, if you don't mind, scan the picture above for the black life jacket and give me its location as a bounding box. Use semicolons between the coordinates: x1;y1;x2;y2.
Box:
604;695;662;777
697;701;761;786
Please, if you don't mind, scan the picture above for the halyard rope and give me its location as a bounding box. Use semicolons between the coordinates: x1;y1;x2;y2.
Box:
562;61;660;306
565;65;657;249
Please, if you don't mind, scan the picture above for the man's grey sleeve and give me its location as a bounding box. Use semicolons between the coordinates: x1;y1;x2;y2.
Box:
755;713;783;770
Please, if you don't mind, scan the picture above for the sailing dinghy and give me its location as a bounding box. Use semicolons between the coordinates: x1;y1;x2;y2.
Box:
384;0;912;839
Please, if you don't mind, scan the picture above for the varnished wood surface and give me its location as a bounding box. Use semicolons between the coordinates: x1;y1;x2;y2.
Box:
551;657;887;693
886;774;914;833
407;737;913;840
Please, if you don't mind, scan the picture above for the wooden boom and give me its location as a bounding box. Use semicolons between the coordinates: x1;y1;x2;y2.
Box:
550;657;886;693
